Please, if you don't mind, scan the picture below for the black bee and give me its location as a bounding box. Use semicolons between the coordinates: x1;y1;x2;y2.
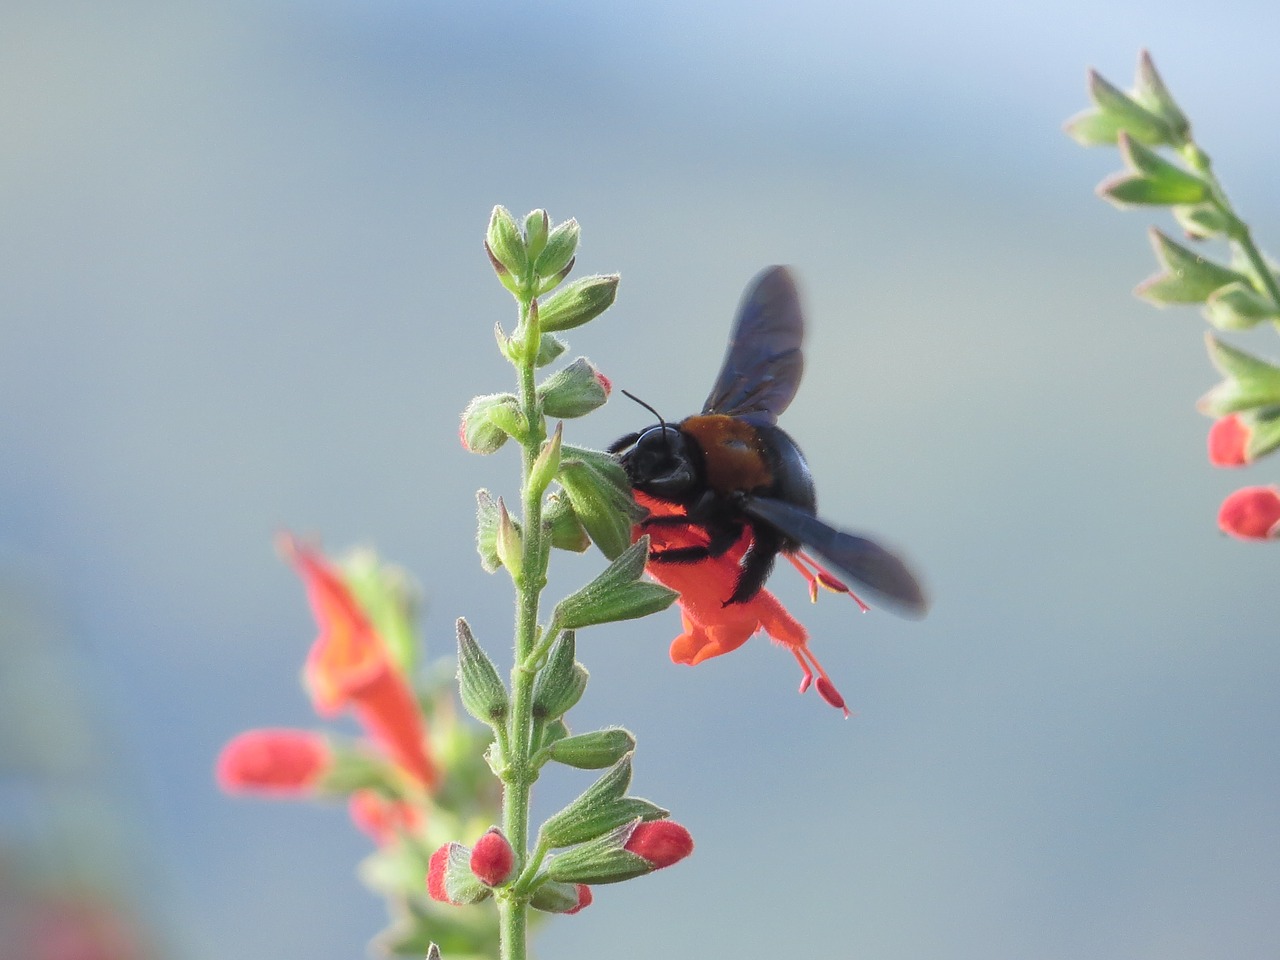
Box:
609;266;927;615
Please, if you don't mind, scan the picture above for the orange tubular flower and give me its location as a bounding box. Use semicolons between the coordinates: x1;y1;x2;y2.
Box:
281;535;439;790
634;493;851;715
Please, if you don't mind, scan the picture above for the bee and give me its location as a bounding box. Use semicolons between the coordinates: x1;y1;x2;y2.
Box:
609;266;927;616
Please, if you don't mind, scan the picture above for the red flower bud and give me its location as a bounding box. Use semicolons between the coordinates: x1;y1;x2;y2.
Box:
1218;486;1280;539
1208;415;1251;467
622;820;694;870
427;844;452;903
215;730;329;795
348;790;423;845
469;828;516;887
566;884;593;915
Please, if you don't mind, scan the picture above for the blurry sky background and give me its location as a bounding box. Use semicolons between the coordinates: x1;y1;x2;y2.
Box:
3;1;1280;958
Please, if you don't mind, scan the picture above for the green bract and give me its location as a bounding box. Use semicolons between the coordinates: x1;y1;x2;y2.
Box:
1135;230;1249;305
556;445;644;560
543;820;655;885
486;206;528;278
537;275;620;333
552;537;678;631
531;632;587;722
1199;335;1280;416
538;358;610;419
457;618;509;727
543;728;637;770
539;755;668;849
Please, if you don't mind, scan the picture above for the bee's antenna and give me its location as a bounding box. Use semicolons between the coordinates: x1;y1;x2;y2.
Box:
621;389;673;453
621;389;667;431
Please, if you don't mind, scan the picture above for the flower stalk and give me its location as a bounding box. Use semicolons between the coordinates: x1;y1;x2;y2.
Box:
467;207;681;960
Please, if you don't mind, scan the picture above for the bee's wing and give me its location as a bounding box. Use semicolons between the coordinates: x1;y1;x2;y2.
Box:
701;266;804;423
741;495;928;617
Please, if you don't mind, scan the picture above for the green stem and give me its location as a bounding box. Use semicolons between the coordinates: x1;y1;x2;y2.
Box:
1180;141;1280;310
499;291;548;960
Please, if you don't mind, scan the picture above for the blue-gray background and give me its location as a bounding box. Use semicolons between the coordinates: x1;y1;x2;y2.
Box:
3;2;1279;958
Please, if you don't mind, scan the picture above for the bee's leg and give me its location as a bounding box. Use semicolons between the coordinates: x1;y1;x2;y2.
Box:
724;523;782;605
646;520;742;565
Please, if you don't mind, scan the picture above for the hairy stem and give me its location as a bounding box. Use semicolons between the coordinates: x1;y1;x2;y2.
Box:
499;292;548;960
1179;141;1280;309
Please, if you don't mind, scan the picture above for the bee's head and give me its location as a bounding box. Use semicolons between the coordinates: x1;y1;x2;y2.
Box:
624;424;699;499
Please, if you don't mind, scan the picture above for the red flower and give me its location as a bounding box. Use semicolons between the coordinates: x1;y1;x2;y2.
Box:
215;729;329;795
634;493;852;715
565;884;593;915
1208;415;1251;467
348;789;424;844
623;820;694;870
1218;486;1280;539
281;535;439;790
469;828;516;886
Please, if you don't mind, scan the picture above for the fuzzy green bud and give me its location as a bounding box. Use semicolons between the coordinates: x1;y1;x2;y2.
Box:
460;393;519;455
495;498;523;579
537;275;619;333
544;728;637;769
538;358;612;419
456;618;509;727
524;209;550;263
531;632;587;722
543;492;590;554
529;423;563;499
486;205;528;280
534;218;579;279
557;445;644;560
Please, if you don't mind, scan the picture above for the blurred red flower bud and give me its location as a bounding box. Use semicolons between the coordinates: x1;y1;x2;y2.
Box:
469;828;516;886
622;820;694;870
348;790;423;845
215;729;329;795
1218;486;1280;539
427;844;453;903
1208;415;1251;467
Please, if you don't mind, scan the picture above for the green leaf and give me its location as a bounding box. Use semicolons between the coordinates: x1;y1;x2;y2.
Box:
1203;281;1279;331
537;275;620;333
1086;68;1174;145
1198;334;1280;415
552;537;677;631
456;618;509;727
1135;229;1249;305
